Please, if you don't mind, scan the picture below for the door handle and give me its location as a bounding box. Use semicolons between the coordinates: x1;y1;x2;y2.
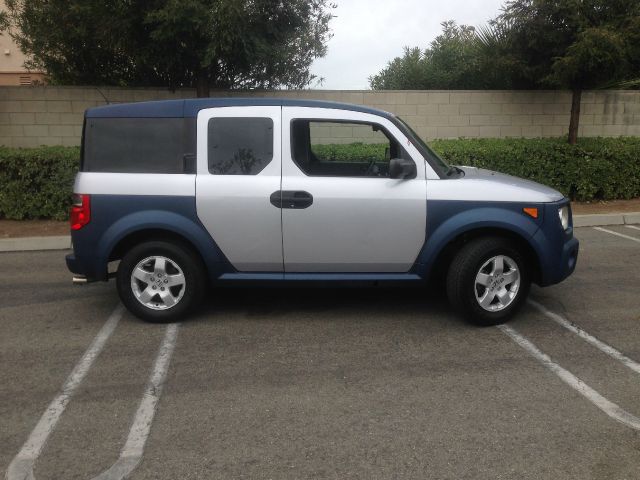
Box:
270;190;313;209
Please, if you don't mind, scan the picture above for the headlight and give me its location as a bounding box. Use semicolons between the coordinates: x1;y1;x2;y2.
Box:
558;205;569;230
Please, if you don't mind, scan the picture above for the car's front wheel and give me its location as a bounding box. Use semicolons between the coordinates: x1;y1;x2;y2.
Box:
446;237;530;326
116;240;205;322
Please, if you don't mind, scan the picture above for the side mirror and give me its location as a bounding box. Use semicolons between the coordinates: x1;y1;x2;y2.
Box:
389;158;416;179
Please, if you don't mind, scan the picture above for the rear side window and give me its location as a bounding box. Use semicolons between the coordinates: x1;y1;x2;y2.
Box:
208;117;273;175
83;118;188;173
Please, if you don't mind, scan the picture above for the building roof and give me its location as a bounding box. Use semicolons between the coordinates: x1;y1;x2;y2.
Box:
84;97;394;120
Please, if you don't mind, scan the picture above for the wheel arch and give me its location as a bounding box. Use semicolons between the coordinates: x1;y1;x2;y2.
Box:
98;210;231;281
428;226;542;285
415;204;545;284
110;228;205;265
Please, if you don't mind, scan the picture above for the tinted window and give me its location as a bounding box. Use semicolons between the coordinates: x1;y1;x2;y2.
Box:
208;117;273;175
291;120;407;178
83;118;188;173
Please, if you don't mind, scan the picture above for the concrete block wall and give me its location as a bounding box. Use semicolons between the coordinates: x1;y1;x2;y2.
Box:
309;122;389;145
0;86;195;147
0;86;639;147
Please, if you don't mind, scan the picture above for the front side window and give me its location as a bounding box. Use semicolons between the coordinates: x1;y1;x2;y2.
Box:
291;120;407;178
208;117;273;175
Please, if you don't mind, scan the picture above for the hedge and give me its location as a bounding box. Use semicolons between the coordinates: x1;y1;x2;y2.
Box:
429;137;640;202
312;143;387;162
1;137;639;220
314;137;640;201
0;146;80;220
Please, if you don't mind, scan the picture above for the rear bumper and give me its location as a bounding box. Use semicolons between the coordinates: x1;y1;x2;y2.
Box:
66;223;110;281
65;253;83;275
65;252;104;281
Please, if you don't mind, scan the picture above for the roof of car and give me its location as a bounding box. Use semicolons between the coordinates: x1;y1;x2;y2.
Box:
84;98;395;120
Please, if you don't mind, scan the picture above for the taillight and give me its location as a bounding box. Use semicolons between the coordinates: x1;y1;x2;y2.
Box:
70;194;91;230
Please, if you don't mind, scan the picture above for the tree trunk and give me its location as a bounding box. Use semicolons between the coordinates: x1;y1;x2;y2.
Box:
195;73;210;98
568;88;582;145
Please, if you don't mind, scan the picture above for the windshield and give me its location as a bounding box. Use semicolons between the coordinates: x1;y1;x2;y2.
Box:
395;116;452;177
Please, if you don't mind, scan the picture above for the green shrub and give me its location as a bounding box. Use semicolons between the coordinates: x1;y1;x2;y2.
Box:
313;138;640;201
311;142;387;162
430;137;640;201
0;146;80;220
0;138;638;220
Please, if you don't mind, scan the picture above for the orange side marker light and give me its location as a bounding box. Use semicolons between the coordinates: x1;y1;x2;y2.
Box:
523;207;538;219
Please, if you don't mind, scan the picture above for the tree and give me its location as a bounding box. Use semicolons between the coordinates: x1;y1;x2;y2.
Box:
369;21;512;90
2;0;335;97
491;0;640;144
372;3;640;144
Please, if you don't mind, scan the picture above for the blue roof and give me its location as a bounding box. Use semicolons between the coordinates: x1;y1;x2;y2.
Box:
84;97;394;120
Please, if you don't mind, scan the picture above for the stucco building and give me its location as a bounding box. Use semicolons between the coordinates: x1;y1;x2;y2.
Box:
0;0;46;85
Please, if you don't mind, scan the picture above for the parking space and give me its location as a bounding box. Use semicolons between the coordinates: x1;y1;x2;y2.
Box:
2;226;640;479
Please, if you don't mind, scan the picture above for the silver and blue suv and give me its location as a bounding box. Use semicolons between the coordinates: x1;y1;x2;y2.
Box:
66;98;579;325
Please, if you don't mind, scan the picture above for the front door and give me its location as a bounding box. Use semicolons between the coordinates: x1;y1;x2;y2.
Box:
196;106;283;272
280;107;427;273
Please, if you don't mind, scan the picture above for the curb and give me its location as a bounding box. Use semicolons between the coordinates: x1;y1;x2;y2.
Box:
0;212;639;253
0;236;71;252
573;212;640;228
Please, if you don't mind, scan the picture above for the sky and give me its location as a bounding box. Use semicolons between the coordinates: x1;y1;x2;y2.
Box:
310;0;505;90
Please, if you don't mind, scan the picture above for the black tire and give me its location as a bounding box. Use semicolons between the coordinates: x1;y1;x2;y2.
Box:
446;237;530;326
116;240;206;322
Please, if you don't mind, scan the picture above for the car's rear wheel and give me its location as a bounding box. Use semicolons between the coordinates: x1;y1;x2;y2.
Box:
117;240;205;322
446;237;530;326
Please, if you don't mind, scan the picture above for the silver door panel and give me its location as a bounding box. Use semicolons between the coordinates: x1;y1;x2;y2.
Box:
281;176;426;272
195;106;283;272
281;107;427;273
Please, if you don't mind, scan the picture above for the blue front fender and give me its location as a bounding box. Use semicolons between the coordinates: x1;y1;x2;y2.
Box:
414;201;544;279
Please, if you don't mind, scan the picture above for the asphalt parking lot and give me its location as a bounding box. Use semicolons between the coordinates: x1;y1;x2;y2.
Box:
2;225;640;480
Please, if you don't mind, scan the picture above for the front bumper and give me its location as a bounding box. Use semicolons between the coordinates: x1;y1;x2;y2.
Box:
556;234;579;283
532;231;579;286
533;201;580;286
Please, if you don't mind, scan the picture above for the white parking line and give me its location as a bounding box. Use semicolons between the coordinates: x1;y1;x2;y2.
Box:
499;324;640;431
6;304;124;480
92;323;179;480
593;226;640;244
528;300;640;375
625;225;640;232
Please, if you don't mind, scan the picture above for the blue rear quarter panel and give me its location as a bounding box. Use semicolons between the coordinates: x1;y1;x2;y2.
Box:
69;195;230;281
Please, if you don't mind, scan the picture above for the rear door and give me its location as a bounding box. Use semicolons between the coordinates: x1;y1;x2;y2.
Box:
195;106;283;272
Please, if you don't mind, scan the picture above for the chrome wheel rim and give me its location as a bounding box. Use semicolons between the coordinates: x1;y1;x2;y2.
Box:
130;256;186;310
474;255;520;312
